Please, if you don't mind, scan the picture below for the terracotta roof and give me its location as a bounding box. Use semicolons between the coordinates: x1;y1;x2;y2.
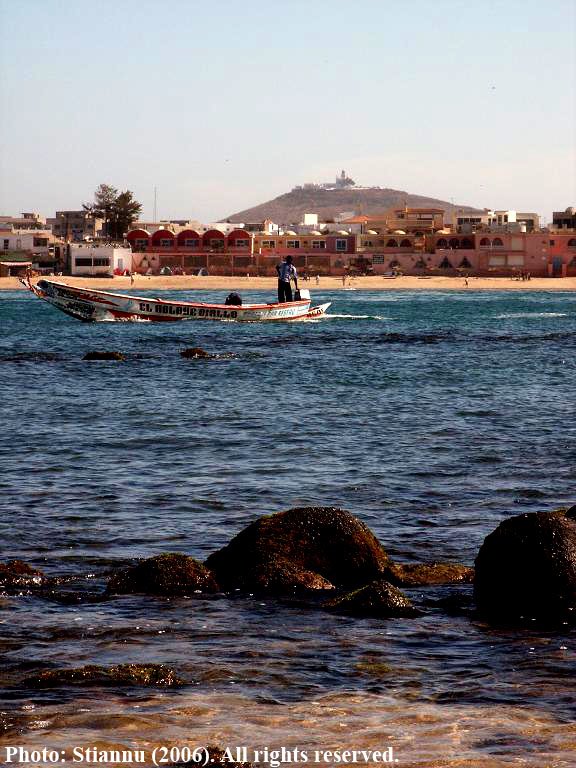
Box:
394;208;445;214
340;215;371;224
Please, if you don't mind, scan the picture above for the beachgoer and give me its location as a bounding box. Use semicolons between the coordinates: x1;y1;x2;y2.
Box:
315;274;320;286
276;255;298;303
130;272;135;285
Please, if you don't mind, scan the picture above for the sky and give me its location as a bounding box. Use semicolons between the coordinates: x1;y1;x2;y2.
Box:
0;0;574;224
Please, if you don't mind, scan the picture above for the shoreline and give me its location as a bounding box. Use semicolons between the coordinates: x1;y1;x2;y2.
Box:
2;274;576;293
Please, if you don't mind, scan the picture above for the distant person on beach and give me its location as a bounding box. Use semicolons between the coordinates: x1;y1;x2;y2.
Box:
316;275;320;286
130;272;135;285
276;254;298;303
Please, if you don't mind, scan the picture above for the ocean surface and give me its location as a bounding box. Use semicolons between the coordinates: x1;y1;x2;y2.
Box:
1;287;576;767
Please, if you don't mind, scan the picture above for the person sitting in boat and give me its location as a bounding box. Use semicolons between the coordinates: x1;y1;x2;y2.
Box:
225;292;242;306
276;254;298;303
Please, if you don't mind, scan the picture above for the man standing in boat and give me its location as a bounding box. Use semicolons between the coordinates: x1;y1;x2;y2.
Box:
276;254;298;303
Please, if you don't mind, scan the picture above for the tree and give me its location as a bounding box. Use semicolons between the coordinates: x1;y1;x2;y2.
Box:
84;184;142;240
112;190;142;240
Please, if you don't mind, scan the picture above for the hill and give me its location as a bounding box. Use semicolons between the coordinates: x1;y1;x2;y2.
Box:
225;187;483;224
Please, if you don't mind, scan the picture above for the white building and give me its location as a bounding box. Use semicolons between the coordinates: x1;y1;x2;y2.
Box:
70;245;132;276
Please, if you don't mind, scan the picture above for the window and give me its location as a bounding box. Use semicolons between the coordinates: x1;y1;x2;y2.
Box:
16;239;21;249
184;238;199;248
3;240;8;250
400;239;412;247
287;240;300;249
480;238;490;247
210;239;225;248
75;257;92;266
568;239;576;248
386;239;399;248
550;240;555;246
492;238;504;247
93;258;110;266
335;239;347;252
372;254;385;264
436;238;448;249
363;240;373;248
33;238;48;247
312;241;326;249
261;240;275;248
160;239;173;247
135;238;148;248
234;239;249;247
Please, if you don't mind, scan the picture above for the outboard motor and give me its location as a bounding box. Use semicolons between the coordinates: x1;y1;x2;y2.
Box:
225;292;242;306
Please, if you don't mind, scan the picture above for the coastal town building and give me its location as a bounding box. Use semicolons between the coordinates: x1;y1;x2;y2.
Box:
0;212;46;230
0;227;65;275
69;244;132;277
552;207;576;230
47;210;104;241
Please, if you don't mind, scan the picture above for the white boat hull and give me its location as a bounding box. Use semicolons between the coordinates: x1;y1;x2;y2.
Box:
23;279;331;323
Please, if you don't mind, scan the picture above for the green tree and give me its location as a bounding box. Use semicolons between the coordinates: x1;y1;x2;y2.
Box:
111;190;142;239
84;184;142;239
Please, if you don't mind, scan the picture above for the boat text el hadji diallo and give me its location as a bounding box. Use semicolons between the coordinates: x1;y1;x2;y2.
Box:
21;278;331;323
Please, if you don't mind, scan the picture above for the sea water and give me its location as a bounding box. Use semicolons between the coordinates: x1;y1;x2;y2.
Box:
0;288;575;766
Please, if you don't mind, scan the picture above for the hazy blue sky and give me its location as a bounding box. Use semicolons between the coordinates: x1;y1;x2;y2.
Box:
1;0;574;223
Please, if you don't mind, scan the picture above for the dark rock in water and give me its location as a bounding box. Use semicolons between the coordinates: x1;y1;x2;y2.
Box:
205;507;390;593
83;350;125;361
0;560;46;589
324;579;419;618
180;347;212;359
474;509;576;619
106;553;219;596
385;561;474;586
166;746;251;767
235;557;335;595
25;663;183;688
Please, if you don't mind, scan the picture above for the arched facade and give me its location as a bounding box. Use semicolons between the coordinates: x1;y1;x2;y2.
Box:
202;229;226;249
480;237;490;247
436;238;448;249
126;229;150;250
227;229;251;248
386;239;398;247
151;229;175;247
400;239;412;248
492;237;504;247
176;229;201;248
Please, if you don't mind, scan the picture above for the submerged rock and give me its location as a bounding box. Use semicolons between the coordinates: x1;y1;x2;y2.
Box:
107;553;219;596
0;560;46;590
474;509;576;620
324;579;419;618
25;663;183;688
83;350;125;361
206;507;390;594
385;561;474;587
180;347;212;359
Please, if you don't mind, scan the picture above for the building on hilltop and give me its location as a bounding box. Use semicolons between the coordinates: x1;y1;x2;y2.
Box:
293;170;356;192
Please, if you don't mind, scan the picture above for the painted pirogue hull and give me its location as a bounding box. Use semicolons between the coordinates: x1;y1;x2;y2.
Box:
23;279;330;323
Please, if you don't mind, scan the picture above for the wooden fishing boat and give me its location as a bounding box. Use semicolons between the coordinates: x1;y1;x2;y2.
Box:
21;278;331;323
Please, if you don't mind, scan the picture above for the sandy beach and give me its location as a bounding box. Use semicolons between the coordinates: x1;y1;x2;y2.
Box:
2;274;576;293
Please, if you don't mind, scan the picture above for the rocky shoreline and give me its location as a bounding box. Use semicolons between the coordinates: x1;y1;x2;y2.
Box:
3;504;575;694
